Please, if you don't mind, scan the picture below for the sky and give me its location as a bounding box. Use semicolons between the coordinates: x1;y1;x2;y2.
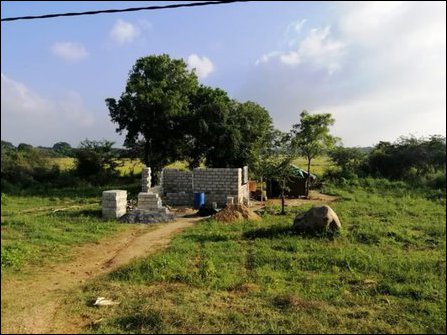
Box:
1;1;446;148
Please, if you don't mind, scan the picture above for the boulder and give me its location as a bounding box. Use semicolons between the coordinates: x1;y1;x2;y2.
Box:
293;205;341;233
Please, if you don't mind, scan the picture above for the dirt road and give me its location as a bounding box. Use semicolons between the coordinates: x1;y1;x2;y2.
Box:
1;216;201;334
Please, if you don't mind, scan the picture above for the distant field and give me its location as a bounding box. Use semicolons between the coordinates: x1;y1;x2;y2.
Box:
51;157;331;176
51;158;145;176
52;157;75;171
293;156;334;177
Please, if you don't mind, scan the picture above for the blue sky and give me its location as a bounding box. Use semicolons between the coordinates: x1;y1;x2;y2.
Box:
2;1;446;147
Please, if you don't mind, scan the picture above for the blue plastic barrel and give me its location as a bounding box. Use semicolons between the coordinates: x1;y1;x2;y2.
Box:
194;192;205;209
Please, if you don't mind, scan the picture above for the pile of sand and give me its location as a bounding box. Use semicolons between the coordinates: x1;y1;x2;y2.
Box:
212;204;261;223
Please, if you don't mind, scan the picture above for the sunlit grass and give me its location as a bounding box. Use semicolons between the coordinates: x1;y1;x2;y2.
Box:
61;181;445;334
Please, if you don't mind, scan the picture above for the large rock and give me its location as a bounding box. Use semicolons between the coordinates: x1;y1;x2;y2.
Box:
293;205;341;233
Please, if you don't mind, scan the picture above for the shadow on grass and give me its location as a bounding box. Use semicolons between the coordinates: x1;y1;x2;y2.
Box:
243;225;339;240
51;208;103;219
113;311;163;333
243;225;294;239
184;232;233;243
4;179;141;199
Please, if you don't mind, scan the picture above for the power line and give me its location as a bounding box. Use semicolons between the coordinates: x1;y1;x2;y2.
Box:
1;0;251;22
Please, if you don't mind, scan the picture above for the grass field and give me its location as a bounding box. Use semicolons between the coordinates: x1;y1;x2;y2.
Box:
0;184;142;273
52;157;76;171
293;156;334;177
54;180;445;334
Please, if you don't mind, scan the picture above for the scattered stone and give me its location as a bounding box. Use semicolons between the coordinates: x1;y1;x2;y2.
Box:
126;199;137;212
93;297;120;306
292;205;341;233
119;209;174;224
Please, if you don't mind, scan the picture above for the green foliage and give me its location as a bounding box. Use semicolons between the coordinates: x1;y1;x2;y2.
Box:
1;145;61;187
74;139;120;184
326;146;367;179
326;135;447;192
17;143;33;151
106;54;273;179
52;141;73;157
364;135;446;183
290;110;337;195
106;54;199;179
1;140;15;151
190;92;273;168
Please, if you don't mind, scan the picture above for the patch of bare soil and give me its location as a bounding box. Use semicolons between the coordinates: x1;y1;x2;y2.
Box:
250;190;338;210
212;204;261;223
1;216;201;334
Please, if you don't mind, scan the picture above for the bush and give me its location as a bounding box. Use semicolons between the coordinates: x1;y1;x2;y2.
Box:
74;139;119;184
1;147;61;187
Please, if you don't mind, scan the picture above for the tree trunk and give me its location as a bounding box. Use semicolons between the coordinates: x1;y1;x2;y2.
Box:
306;157;311;197
280;178;286;215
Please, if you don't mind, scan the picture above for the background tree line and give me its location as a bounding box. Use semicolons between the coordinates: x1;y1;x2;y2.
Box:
1;54;445;197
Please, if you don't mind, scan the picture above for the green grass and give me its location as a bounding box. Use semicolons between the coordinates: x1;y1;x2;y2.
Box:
62;181;446;334
50;157;145;176
0;186;134;273
293;156;334;177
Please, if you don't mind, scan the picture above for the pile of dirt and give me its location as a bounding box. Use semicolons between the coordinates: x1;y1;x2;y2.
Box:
212;204;261;223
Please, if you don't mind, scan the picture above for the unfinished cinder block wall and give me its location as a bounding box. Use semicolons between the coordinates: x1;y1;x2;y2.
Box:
160;167;249;207
161;169;193;206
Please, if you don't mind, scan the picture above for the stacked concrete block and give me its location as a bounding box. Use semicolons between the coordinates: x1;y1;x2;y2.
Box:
161;169;193;193
242;166;249;184
161;169;193;206
141;167;151;193
160;166;251;208
102;190;127;219
138;192;162;210
165;192;194;206
193;168;241;207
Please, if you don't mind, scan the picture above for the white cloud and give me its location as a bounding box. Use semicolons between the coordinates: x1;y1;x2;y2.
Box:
255;51;283;65
284;19;307;48
51;42;88;62
110;19;141;45
256;25;345;74
187;54;215;79
243;2;446;146
1;73;103;146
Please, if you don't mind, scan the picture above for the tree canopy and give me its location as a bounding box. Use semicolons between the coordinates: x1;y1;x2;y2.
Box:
106;54;199;179
106;54;273;181
290;110;337;195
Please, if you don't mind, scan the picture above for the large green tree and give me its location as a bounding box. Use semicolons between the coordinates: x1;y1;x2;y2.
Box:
106;54;273;180
185;85;234;168
291;110;337;196
185;87;273;169
106;54;199;181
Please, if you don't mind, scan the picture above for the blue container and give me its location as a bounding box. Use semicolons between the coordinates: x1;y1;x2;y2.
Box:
194;192;205;209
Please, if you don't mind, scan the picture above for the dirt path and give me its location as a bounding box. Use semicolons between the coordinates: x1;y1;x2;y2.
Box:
1;216;201;334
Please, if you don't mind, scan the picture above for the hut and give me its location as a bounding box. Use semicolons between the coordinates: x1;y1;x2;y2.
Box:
266;164;316;198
